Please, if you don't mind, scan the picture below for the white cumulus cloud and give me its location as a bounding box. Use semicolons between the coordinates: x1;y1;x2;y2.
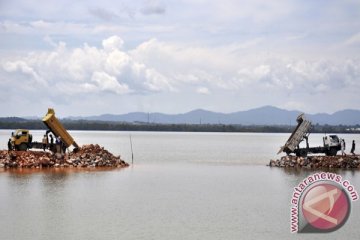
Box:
1;35;360;115
3;60;47;86
1;36;176;97
91;71;129;94
197;87;210;95
102;35;124;51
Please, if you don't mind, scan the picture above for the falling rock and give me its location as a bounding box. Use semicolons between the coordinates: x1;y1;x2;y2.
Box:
269;159;276;167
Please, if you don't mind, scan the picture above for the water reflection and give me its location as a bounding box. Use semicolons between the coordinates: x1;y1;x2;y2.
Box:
1;131;360;240
273;166;360;191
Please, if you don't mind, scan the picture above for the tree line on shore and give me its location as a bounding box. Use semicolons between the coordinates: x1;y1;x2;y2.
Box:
0;118;359;133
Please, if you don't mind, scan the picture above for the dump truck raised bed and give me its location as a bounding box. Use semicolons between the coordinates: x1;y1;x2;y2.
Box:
42;108;79;151
278;114;341;157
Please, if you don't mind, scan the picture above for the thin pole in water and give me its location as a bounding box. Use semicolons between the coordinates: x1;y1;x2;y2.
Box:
129;134;134;164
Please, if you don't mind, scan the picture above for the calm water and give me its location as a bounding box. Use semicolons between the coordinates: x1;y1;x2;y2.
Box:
0;130;360;240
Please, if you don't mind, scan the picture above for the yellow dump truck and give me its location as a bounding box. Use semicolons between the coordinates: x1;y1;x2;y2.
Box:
10;108;79;152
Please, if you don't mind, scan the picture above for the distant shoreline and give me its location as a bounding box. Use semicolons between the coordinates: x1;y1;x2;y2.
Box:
0;119;359;134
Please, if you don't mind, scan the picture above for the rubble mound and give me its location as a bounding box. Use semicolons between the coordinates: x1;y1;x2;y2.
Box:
269;155;360;169
0;151;53;168
67;144;129;168
0;144;129;169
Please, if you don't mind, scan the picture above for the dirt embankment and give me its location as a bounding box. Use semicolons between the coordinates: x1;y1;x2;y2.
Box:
269;155;360;169
0;144;129;169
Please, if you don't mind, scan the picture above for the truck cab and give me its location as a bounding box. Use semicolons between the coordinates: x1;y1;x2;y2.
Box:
11;129;32;151
323;135;341;156
323;135;340;147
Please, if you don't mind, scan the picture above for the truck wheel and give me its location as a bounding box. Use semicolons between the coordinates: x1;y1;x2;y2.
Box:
329;148;337;156
296;149;308;157
18;143;28;151
325;148;337;156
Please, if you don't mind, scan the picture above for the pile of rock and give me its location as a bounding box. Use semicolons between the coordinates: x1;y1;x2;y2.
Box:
269;155;360;169
67;144;128;168
0;144;129;169
0;151;54;168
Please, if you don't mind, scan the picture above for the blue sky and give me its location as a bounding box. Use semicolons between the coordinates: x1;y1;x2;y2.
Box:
0;0;360;117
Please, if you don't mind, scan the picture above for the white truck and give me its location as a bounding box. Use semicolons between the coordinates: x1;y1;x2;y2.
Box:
278;114;342;157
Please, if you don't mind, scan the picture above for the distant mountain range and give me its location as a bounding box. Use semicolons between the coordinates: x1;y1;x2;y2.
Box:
64;106;360;125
